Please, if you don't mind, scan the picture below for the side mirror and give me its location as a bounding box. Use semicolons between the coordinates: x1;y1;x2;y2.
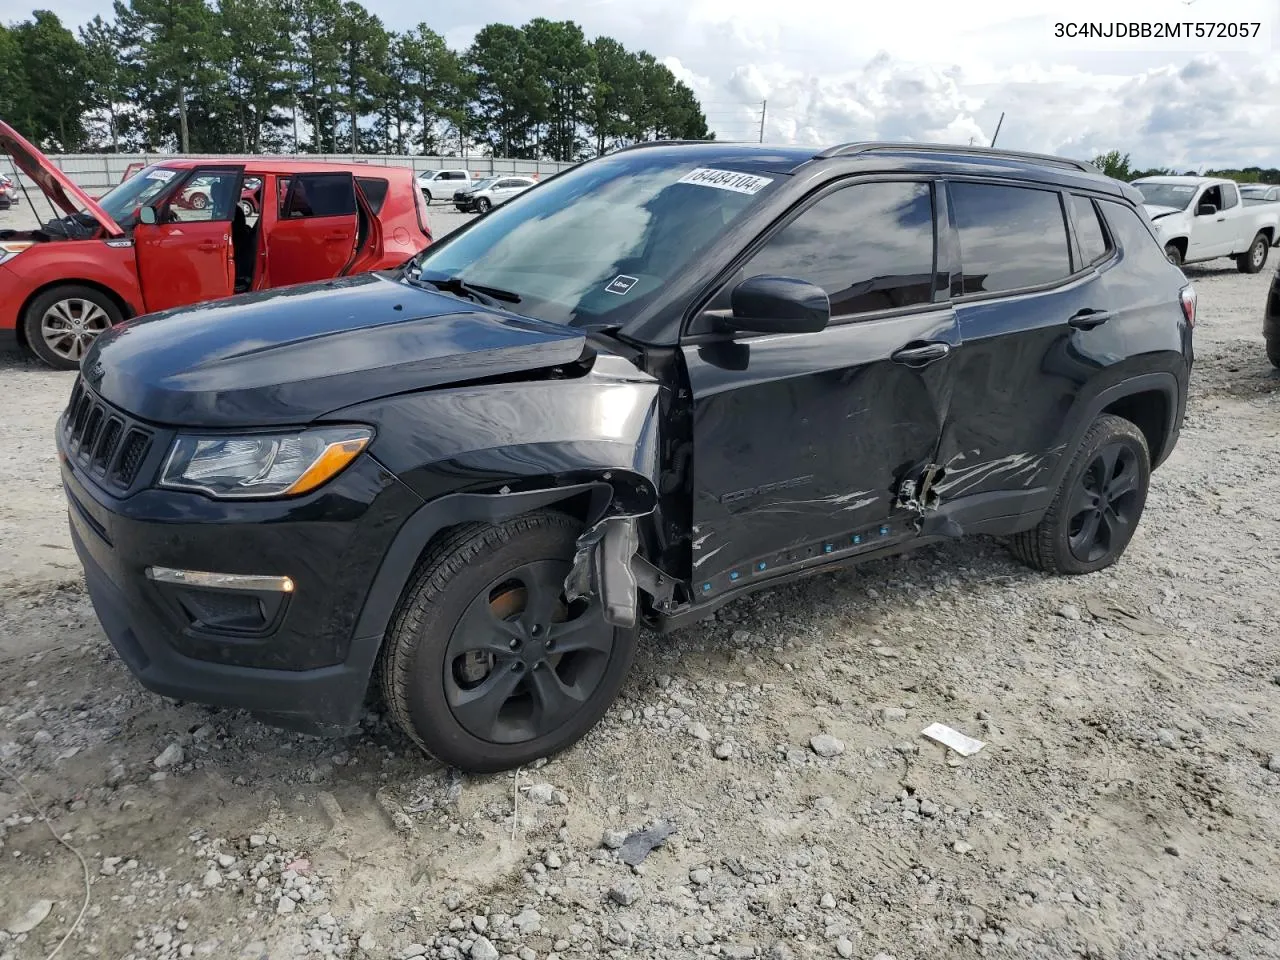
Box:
727;275;830;334
1196;202;1217;216
138;205;157;225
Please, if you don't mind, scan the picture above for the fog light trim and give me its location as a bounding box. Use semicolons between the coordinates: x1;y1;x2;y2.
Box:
145;566;295;593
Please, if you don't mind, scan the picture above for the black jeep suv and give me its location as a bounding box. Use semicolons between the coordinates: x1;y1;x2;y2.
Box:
58;141;1194;773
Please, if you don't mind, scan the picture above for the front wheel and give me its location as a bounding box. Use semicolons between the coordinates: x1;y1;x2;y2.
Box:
1008;414;1151;575
377;512;637;773
1164;243;1183;266
422;189;433;203
1236;233;1269;274
1267;340;1280;369
22;284;123;370
475;197;492;213
190;192;209;210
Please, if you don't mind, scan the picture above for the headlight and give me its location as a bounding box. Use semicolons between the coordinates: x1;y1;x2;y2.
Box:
160;426;372;499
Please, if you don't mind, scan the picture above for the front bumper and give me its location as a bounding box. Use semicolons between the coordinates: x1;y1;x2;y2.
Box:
60;412;423;735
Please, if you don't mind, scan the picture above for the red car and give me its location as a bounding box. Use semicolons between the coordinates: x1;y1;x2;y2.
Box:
0;122;433;369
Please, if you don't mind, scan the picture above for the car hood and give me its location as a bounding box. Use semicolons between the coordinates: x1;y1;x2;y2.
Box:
1142;204;1184;221
0;120;124;236
80;273;590;428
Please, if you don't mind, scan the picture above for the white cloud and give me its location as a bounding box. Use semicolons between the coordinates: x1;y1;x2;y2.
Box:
27;0;1280;168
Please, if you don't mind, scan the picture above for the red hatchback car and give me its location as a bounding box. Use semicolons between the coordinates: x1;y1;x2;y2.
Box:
0;122;433;369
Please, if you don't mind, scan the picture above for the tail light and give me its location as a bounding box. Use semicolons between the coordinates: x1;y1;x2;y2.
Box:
1179;285;1196;328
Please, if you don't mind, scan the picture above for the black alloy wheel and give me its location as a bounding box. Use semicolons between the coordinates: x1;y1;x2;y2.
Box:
1065;441;1142;564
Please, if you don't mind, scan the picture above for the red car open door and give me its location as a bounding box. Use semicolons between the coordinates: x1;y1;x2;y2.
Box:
134;166;242;314
266;172;359;286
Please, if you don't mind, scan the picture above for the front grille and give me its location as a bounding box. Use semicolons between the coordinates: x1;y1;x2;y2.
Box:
63;378;154;492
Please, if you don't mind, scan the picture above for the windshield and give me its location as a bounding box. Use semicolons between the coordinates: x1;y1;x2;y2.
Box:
469;177;498;191
410;152;782;328
1135;182;1197;209
96;166;181;225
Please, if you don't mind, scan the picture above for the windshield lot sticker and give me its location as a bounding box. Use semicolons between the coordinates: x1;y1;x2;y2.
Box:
1170;185;1194;193
606;275;639;295
678;167;774;195
145;169;176;182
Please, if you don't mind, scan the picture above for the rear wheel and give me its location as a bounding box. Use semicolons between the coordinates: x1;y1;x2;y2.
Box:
1164;243;1183;266
1236;233;1269;274
377;512;637;773
22;284;123;370
238;199;255;218
1267;340;1280;369
1008;414;1150;575
190;192;209;210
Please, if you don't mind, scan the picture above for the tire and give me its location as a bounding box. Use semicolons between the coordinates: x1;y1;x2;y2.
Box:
22;284;123;370
476;197;492;213
377;511;637;773
238;200;255;218
190;192;209;210
1267;341;1280;369
1235;233;1269;274
422;189;433;203
1164;243;1183;266
1008;414;1151;575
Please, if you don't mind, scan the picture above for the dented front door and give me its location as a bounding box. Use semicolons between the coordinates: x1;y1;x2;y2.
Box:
680;178;957;597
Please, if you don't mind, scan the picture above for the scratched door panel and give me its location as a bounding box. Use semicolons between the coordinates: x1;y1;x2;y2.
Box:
683;306;958;580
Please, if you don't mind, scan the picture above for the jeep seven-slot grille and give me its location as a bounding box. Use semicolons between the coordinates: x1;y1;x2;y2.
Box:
63;378;153;490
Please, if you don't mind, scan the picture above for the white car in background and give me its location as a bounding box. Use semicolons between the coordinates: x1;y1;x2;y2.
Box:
1241;184;1280;204
452;175;537;213
416;168;472;202
1133;175;1280;273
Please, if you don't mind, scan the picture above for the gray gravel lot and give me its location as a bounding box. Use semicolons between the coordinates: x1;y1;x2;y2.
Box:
1;210;1278;960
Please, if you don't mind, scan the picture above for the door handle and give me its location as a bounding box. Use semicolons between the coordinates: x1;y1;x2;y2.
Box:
891;341;951;366
197;240;221;251
1216;217;1226;222
323;232;349;241
1068;308;1112;330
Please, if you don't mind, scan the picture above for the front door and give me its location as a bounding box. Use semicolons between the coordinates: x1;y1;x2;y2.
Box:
682;178;957;598
1188;184;1234;259
265;172;359;286
134;166;242;314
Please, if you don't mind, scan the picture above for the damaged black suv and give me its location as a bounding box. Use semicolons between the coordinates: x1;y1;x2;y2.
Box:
59;142;1194;773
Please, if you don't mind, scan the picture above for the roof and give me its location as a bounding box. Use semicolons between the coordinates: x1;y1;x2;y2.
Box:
146;158;415;177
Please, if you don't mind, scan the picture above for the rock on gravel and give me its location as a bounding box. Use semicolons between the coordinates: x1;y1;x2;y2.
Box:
810;734;845;757
469;935;500;960
7;899;53;934
154;742;184;768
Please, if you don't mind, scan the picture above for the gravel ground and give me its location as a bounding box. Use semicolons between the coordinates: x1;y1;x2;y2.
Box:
1;212;1279;960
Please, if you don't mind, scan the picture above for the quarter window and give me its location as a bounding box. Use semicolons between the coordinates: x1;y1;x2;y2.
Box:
949;182;1072;294
1068;194;1111;267
739;180;936;317
355;177;389;214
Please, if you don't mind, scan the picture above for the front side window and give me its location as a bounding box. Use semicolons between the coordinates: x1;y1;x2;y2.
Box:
168;172;240;222
737;180;936;317
410;152;782;328
96;166;183;226
1069;193;1111;267
949;182;1072;294
1200;185;1223;211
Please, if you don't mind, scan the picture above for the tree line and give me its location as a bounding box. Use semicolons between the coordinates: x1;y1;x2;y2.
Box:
1091;150;1280;184
0;3;712;162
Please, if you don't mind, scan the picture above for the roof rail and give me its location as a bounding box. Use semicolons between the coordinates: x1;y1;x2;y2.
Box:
817;141;1098;174
608;139;720;154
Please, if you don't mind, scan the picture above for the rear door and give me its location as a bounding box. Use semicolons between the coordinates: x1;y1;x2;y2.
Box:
265;172;358;287
941;180;1119;505
134;165;242;313
682;177;957;595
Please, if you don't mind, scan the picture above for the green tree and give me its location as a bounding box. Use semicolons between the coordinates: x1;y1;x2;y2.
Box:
587;37;638;156
11;11;89;151
290;0;341;152
521;19;595;162
0;24;35;140
1091;150;1133;181
469;24;540;158
333;1;388;153
113;0;225;151
80;15;129;150
398;24;464;154
217;0;295;152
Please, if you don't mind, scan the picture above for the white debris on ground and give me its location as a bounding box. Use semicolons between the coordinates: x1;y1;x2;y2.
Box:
1;245;1279;959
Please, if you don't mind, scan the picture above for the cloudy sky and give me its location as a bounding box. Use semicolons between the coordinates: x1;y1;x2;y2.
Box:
30;0;1280;168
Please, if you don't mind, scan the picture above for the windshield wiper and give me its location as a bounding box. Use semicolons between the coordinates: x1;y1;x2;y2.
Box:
404;271;522;308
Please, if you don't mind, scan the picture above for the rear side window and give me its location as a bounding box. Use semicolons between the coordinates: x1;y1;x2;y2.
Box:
1068;194;1111;267
740;180;936;317
1100;200;1174;274
949;182;1071;294
283;173;356;219
356;177;389;214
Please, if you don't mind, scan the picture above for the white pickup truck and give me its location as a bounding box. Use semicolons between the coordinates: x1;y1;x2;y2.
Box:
1132;175;1280;273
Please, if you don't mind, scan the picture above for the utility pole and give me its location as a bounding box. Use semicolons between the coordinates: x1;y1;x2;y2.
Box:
759;100;767;143
990;112;1005;147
